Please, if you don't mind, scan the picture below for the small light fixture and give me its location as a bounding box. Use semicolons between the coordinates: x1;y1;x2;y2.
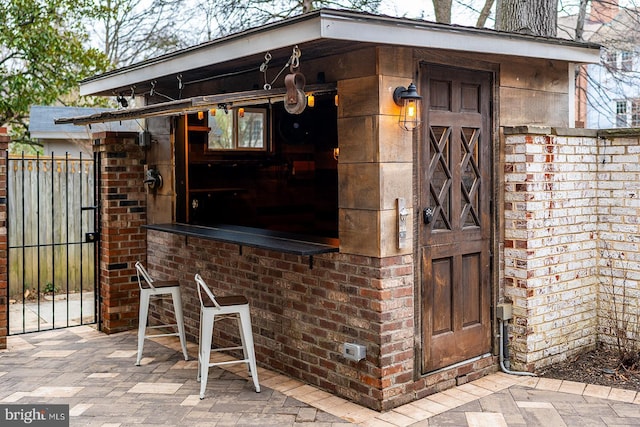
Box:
393;82;422;131
307;94;315;108
334;94;339;106
238;107;245;118
209;108;216;116
197;111;204;120
333;147;339;160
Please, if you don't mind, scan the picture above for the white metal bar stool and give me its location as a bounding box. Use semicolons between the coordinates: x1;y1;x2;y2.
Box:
194;273;260;399
134;261;188;366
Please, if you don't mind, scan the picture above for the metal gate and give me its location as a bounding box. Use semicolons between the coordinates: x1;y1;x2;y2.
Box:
7;152;99;335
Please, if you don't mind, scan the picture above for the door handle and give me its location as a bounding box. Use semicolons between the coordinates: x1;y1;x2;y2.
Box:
423;207;433;224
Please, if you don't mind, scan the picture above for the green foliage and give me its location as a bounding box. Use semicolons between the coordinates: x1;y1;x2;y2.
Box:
0;0;111;143
43;282;59;294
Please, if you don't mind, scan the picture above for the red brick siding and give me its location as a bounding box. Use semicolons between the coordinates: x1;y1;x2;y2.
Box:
94;132;146;334
145;229;493;410
0;128;8;349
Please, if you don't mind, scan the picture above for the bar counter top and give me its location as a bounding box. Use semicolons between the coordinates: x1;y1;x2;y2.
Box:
144;223;339;261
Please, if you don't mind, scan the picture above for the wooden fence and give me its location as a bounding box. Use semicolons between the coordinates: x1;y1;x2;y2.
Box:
7;154;96;301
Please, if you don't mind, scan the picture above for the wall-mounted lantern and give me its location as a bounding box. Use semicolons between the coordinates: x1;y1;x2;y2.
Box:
393;82;422;131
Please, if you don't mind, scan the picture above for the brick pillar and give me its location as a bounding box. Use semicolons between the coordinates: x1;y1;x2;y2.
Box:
0;128;8;348
94;132;147;334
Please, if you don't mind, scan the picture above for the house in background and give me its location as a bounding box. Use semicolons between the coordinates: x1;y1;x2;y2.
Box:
559;0;640;128
29;105;140;156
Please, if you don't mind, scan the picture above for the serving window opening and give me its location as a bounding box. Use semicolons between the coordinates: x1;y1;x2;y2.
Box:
175;93;338;240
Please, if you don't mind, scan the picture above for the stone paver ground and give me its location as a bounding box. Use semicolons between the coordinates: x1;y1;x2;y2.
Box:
1;326;640;426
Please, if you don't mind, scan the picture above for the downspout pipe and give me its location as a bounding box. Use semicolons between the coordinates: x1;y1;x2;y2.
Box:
499;319;537;377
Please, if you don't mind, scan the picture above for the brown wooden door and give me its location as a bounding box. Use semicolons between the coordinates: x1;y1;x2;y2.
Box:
420;64;492;373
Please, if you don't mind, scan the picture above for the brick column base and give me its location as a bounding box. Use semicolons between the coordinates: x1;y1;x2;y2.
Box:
94;132;147;334
0;128;8;348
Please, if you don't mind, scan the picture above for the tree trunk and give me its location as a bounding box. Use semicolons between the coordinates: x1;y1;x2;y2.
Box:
574;0;589;41
496;0;558;37
303;0;314;13
432;0;452;24
476;0;495;28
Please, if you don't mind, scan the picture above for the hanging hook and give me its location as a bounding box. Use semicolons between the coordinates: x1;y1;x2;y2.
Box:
260;52;272;72
290;45;301;71
150;81;156;97
261;52;272;90
177;74;184;99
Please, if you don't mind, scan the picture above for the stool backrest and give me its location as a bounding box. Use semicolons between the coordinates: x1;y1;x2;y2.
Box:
135;261;156;290
194;273;222;309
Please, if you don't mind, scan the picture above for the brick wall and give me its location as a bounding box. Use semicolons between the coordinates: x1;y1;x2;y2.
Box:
146;229;417;411
594;133;640;350
0;127;8;349
94;132;147;334
502;127;640;371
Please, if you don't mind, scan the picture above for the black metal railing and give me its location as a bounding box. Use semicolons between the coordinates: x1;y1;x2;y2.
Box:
7;152;99;334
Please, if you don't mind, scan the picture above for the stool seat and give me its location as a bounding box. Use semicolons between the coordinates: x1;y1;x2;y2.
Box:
139;279;180;289
202;295;248;307
195;273;260;399
135;261;188;366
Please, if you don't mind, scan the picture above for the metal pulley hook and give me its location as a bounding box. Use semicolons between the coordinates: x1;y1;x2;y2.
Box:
260;52;272;72
261;52;272;90
290;45;301;72
284;68;306;115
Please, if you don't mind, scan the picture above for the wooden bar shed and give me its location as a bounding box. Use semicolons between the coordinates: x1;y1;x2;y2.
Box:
58;9;600;411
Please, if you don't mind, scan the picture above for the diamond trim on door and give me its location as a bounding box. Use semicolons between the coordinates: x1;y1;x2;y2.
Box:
461;127;481;228
428;126;452;230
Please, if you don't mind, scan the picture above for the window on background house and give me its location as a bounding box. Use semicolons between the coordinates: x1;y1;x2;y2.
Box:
621;51;633;72
632;101;640;127
604;50;617;67
616;101;628;127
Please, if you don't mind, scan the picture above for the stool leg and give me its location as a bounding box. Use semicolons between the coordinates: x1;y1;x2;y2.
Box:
197;309;202;382
237;314;251;376
171;289;189;361
199;311;214;400
136;290;151;366
239;308;260;393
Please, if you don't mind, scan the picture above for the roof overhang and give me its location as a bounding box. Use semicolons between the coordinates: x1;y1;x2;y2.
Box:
80;9;601;97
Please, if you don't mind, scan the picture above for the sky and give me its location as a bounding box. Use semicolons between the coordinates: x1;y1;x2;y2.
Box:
377;0;492;27
378;0;640;29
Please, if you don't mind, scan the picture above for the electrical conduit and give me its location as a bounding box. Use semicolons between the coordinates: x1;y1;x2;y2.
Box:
499;319;537;377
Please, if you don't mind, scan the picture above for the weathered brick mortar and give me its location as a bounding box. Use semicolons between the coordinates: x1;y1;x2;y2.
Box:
94;132;147;334
503;128;640;371
0;128;8;349
145;229;423;410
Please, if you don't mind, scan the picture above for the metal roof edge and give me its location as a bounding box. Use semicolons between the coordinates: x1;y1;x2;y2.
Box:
79;12;324;95
80;8;601;96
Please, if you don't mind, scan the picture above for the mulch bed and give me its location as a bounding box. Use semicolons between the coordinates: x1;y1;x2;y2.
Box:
539;344;640;391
